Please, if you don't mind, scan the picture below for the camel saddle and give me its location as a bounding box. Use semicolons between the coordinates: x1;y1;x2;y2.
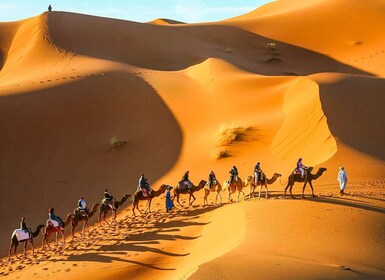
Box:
13;229;30;242
48;219;61;229
179;181;192;191
79;209;88;217
140;187;150;198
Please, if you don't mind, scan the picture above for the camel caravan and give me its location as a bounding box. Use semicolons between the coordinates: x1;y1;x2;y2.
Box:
8;158;327;261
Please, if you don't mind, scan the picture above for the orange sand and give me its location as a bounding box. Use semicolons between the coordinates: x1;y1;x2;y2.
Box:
0;0;384;279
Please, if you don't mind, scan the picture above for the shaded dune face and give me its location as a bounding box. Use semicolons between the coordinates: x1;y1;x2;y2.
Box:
0;72;182;255
318;75;385;161
46;12;371;76
272;78;337;165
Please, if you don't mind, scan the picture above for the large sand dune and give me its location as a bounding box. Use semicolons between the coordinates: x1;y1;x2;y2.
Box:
0;0;384;279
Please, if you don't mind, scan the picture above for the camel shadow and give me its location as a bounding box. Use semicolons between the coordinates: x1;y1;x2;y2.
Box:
65;252;175;270
303;196;385;215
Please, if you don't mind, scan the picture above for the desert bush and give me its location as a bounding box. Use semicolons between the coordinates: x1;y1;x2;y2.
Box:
110;137;127;151
217;149;229;159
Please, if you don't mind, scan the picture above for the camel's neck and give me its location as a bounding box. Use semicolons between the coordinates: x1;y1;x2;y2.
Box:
267;175;279;184
89;204;99;218
311;170;325;180
32;226;42;238
64;214;73;226
116;195;128;209
152;187;166;197
194;182;205;191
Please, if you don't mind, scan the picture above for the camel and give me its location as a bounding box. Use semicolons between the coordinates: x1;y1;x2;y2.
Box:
98;194;131;225
8;224;45;261
173;180;207;206
284;167;327;199
132;184;169;216
42;213;74;249
245;172;282;200
203;180;223;206
71;203;99;237
223;178;245;203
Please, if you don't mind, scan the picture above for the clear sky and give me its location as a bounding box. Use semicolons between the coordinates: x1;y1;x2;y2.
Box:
0;0;271;23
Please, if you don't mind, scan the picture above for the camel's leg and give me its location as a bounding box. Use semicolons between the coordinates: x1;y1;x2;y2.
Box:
309;181;315;197
146;199;153;213
228;191;233;203
23;241;27;256
204;191;208;206
284;183;290;199
190;193;196;205
31;240;34;255
301;182;308;198
55;232;58;246
289;184;295;199
248;187;253;201
61;231;65;245
112;209;117;222
218;192;222;205
265;184;269;199
8;241;15;261
84;220;89;235
176;194;183;207
132;204;136;216
258;184;262;200
14;243;19;259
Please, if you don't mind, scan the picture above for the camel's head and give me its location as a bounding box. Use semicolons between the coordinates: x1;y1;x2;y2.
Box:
160;184;169;192
274;173;282;177
320;167;327;172
246;175;253;181
37;224;45;229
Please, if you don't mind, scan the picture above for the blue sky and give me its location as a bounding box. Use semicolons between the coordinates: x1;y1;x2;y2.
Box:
0;0;271;23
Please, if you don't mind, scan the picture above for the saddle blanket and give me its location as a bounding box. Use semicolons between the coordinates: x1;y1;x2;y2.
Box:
13;229;30;241
48;219;60;228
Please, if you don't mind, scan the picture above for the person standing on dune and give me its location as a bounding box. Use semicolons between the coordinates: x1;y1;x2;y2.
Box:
48;4;52;12
338;166;348;195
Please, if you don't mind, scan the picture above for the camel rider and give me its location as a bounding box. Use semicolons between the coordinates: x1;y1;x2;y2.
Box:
20;217;29;233
138;174;152;195
76;197;89;215
254;162;262;184
208;170;217;188
179;171;192;191
296;158;308;178
48;208;64;228
104;189;116;210
229;165;239;184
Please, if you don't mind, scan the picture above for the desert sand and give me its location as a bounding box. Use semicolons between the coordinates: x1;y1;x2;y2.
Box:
0;0;384;279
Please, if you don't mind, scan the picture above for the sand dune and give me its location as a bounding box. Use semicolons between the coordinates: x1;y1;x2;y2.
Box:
0;0;384;279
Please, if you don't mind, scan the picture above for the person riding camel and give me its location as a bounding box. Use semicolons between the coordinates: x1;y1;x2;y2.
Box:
103;189;116;210
48;208;64;228
138;174;152;196
20;217;29;233
296;158;308;178
179;171;192;191
208;170;217;188
229;165;239;185
254;162;262;184
76;197;88;215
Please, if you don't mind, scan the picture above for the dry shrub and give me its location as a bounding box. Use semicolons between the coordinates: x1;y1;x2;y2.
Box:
217;149;229;159
110;137;127;151
218;127;247;147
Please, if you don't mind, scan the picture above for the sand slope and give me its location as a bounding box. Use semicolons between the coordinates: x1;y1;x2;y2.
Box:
0;0;384;279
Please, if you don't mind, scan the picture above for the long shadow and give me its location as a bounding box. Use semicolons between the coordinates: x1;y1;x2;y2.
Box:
303;197;385;214
47;12;372;77
65;252;175;270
